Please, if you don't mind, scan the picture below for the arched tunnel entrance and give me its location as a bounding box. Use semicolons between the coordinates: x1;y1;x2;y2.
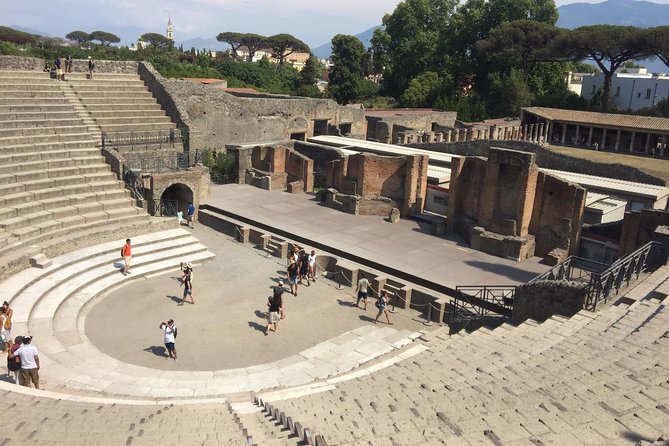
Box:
158;183;194;217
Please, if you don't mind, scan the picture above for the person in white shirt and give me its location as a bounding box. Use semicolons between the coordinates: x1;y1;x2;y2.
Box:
159;320;177;360
10;336;39;389
307;250;317;283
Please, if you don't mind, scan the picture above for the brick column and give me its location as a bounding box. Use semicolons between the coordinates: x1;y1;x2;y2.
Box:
586;127;593;147
615;130;621;151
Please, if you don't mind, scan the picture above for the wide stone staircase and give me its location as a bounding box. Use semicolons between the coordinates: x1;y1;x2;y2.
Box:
0;71;160;258
256;267;669;445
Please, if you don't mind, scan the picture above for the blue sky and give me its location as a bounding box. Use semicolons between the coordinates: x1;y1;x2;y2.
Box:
3;0;669;47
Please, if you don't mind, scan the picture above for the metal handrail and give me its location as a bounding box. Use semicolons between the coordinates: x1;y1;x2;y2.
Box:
101;128;187;151
123;168;146;203
153;199;179;217
449;285;516;334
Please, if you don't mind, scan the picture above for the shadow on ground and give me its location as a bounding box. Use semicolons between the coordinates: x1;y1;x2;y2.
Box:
144;346;168;358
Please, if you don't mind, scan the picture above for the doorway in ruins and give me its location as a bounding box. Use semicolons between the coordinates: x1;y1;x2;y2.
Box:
159;183;194;218
290;132;306;141
313;119;328;136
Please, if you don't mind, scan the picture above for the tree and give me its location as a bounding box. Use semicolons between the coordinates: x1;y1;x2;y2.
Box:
141;33;173;49
89;30;120;46
400;72;442;107
328;34;366;105
647;26;669;69
0;26;37;44
65;30;91;45
217;32;244;57
266;33;310;68
298;55;322;87
477;20;567;81
566;25;654;111
239;34;266;63
487;69;533;116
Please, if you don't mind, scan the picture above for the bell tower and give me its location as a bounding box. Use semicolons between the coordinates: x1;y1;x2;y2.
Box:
166;16;173;41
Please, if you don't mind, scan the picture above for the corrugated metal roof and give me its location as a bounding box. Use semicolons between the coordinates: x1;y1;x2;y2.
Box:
523;107;669;132
308;135;459;165
584;192;627;213
541;168;669;200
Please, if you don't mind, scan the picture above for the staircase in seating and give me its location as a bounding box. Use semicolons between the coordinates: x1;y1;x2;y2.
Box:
0;70;157;255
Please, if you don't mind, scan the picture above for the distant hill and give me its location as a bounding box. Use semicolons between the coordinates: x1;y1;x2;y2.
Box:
556;0;669;28
311;25;381;59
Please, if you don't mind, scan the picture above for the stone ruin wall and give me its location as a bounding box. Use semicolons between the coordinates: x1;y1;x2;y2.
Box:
0;55;139;73
235;144;314;193
619;209;669;256
366;111;457;143
448;148;586;262
409;140;665;186
325;152;429;217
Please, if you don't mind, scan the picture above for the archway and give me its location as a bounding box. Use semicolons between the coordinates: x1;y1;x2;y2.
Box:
159;183;194;217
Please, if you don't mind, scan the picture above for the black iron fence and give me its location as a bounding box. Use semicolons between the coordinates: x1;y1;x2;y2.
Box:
448;285;515;334
123;168;146;202
528;242;669;312
153;199;179;217
101;128;187;151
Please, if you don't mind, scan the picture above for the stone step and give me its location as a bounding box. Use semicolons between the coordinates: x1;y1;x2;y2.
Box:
81;97;158;105
0;117;86;129
71;85;149;94
92;116;174;125
0;139;98;155
0;82;65;91
66;80;147;87
0;104;75;113
0;90;65;98
0;97;70;105
83;103;163;112
235;404;303;446
87;109;166;119
0;111;79;121
0;190;131;221
0;171;117;196
0;131;96;146
0;152;101;167
0;124;91;137
0;155;104;174
0;164;110;185
97;122;177;132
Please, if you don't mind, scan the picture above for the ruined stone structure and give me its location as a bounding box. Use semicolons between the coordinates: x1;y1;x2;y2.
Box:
325;152;428;217
233;144;314;193
365;109;457;144
619;208;669;256
448;148;586;262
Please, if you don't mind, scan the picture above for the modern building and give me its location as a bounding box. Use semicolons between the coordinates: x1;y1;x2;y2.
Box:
581;68;669;111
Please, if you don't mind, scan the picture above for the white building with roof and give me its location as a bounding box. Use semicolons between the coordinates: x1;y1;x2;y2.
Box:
581;67;669;111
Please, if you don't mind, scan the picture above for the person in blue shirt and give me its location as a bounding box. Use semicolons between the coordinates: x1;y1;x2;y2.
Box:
186;202;196;228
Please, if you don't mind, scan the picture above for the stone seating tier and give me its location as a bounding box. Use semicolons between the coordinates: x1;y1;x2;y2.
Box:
260;267;669;445
0;72;153;254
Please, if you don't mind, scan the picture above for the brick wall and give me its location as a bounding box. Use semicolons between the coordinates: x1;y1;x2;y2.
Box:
619;209;669;256
530;172;587;257
512;281;588;324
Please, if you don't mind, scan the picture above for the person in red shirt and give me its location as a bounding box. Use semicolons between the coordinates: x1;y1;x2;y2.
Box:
121;239;132;276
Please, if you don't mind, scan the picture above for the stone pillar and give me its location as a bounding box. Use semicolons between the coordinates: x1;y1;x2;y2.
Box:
602;128;607;149
454;129;460;142
630;132;636;152
538;123;545;142
615;130;621;151
521;125;527;141
587;127;593;147
528;124;534;141
575;125;580;145
561;124;567;144
445;130;451;143
435;132;443;143
547;122;553;143
483;128;489;140
645;133;652;153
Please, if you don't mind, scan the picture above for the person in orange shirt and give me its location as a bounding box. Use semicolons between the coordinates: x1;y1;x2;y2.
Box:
121;239;132;276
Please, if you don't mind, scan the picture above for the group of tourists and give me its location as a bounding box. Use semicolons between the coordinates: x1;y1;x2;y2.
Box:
45;55;95;81
286;246;316;297
1;302;40;389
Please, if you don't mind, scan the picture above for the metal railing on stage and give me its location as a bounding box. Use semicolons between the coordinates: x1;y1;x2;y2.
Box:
101;128;187;151
448;285;515;334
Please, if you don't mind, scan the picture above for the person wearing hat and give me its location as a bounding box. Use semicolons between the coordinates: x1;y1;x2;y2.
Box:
179;263;194;305
87;56;95;80
159;320;177;360
9;336;39;389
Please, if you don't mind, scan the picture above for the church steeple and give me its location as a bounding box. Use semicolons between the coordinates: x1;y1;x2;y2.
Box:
166;16;173;41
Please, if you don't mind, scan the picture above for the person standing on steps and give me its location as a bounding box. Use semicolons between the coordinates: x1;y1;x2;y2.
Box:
374;290;393;325
159;320;177;360
121;239;132;276
54;56;63;81
186;202;196;229
2;301;13;348
87;56;95;80
65;54;72;73
10;336;39;389
356;273;369;310
7;335;23;385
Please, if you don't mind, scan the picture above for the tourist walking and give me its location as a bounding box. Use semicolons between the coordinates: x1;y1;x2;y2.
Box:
307;250;317;282
186;202;196;228
274;281;286;319
298;249;310;286
159;320;177;360
121;239;132;276
356;273;369;310
265;292;282;335
10;336;39;389
7;335;23;385
287;258;299;296
179;264;194;305
87;56;95;79
374;290;393;325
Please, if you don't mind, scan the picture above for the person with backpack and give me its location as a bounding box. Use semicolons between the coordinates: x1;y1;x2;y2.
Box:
287;258;299;296
374;290;393;325
179;265;194;305
264;293;282;336
159;320;177;360
121;239;132;276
